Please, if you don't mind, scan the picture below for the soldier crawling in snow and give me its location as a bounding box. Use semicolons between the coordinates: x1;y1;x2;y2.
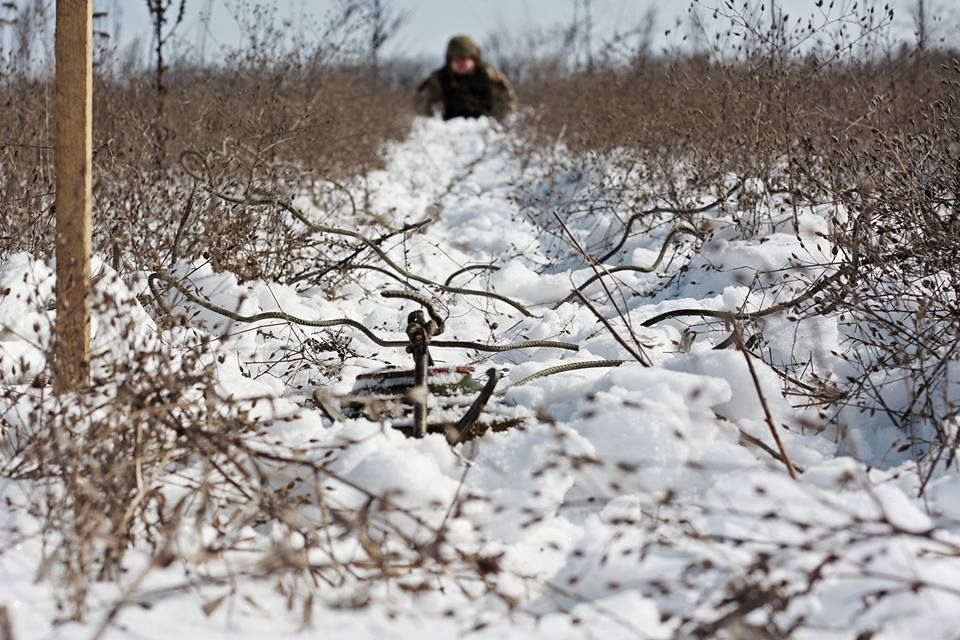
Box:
415;35;517;121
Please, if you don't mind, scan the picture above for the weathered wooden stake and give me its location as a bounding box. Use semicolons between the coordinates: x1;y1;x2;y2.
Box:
54;0;93;393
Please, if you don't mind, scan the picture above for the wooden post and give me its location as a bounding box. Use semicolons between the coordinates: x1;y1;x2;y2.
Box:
54;0;93;392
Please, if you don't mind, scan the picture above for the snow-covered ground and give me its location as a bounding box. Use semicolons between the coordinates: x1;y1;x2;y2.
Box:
2;117;960;639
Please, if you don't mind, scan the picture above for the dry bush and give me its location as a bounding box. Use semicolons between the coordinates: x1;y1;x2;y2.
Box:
512;1;950;223
805;57;960;470
511;1;960;465
516;45;955;205
92;61;411;279
0;271;544;624
0;0;450;623
0;0;414;279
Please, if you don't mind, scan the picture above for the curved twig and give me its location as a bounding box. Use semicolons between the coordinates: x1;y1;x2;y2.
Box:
553;223;701;309
440;283;537;317
429;338;578;353
204;139;363;219
499;359;625;393
381;289;446;335
148;272;577;354
641;268;848;328
312;175;360;220
149;272;404;347
443;264;500;287
180;151;537;317
597;180;741;264
313;263;411;287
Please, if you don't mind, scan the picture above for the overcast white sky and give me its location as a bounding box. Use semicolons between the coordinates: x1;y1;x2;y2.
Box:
103;0;946;65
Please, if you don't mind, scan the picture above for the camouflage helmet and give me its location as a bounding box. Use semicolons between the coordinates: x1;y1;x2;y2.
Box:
446;35;482;62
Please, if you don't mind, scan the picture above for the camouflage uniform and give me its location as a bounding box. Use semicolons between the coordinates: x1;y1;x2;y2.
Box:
415;35;517;121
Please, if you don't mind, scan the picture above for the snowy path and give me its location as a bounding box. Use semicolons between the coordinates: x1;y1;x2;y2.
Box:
2;117;960;639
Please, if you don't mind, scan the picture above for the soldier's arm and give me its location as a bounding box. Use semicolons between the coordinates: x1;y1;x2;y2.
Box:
487;66;517;119
415;72;444;117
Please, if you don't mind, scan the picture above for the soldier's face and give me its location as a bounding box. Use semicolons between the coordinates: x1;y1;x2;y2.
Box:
450;57;476;75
